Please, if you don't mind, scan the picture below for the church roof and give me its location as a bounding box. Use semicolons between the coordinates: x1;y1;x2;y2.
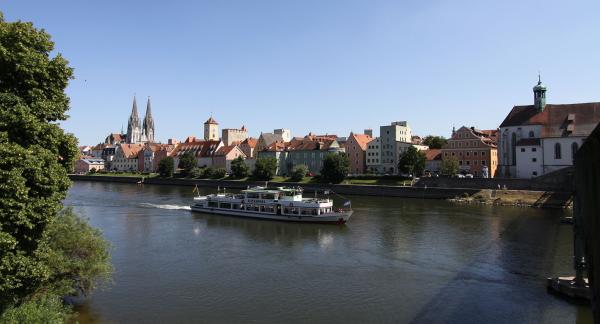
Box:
500;103;600;138
205;116;218;124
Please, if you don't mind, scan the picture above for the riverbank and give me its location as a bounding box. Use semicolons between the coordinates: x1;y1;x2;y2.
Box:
69;175;572;208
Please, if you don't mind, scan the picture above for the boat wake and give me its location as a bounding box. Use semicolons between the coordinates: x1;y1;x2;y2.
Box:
139;203;191;211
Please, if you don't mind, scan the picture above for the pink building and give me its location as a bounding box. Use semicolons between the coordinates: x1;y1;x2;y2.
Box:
346;132;372;174
213;145;247;172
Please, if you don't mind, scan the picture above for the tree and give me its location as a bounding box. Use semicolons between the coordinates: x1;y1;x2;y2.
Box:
212;168;227;179
178;152;197;177
398;146;426;177
320;153;349;184
423;135;447;149
158;157;174;177
441;157;459;176
252;157;278;180
230;156;249;179
0;13;111;316
290;164;308;182
189;167;204;179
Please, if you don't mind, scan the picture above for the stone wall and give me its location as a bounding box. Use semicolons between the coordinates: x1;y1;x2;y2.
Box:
415;167;573;192
574;122;600;322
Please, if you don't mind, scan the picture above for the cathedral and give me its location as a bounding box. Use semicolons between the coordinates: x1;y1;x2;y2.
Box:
126;96;155;144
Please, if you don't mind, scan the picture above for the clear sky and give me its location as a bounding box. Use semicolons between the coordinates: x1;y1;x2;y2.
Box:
4;0;600;145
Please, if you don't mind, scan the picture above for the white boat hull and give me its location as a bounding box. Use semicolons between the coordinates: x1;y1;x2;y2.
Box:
190;206;353;224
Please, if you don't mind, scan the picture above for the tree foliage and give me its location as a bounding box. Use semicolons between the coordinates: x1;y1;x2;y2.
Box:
398;146;426;177
320;153;349;184
252;157;278;180
423;135;447;149
441;157;459;176
178;152;197;177
158;157;174;177
290;164;308;182
230;156;249;179
212;168;227;179
0;13;112;317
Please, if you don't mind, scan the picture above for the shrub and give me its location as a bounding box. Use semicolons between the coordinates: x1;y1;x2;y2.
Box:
230;156;249;179
320;153;349;184
290;164;308;182
252;157;278;180
158;157;174;177
212;168;227;179
178;152;197;176
189;167;204;179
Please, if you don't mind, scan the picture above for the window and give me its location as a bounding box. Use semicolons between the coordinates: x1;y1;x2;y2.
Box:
511;133;517;165
533;171;538;176
572;142;579;160
466;161;470;165
521;148;525;152
459;160;463;165
532;158;537;162
529;131;534;138
466;152;470;157
482;160;486;165
532;148;537;152
482;152;486;157
554;143;562;159
474;151;478;156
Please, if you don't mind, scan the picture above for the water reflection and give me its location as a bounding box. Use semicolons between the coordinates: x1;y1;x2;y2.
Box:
63;181;590;324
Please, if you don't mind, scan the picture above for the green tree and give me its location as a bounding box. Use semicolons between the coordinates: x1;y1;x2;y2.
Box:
212;168;227;179
230;156;249;179
202;167;215;179
320;153;349;184
423;135;448;149
290;164;308;182
158;157;174;177
252;157;278;180
398;146;426;177
0;13;111;316
189;167;204;179
178;152;197;177
441;157;459;176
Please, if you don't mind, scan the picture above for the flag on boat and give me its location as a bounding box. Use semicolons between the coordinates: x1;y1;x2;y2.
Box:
192;185;198;194
343;200;351;207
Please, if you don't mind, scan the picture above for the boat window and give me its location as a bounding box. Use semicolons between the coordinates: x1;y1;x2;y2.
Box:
219;203;231;209
312;209;318;215
208;201;218;208
261;193;275;200
232;204;241;209
247;193;259;199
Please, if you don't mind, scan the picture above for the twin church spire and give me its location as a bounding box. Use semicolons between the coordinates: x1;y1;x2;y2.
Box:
126;96;155;144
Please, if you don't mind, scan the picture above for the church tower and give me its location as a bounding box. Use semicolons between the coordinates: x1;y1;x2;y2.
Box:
127;96;142;144
142;97;155;143
533;74;547;112
204;116;219;141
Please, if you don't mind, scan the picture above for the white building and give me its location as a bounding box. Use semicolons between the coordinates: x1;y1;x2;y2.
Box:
366;137;381;174
112;144;143;171
379;121;412;174
498;77;600;178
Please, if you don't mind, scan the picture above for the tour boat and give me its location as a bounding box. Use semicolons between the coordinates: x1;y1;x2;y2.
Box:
190;186;353;224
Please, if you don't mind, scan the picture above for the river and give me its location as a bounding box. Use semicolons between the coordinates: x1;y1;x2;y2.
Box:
64;181;592;323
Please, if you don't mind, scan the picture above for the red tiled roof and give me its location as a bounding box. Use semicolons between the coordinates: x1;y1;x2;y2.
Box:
241;137;258;148
500;103;600;138
215;145;242;156
423;149;442;161
171;140;221;157
205;116;218;124
349;133;373;150
120;144;144;159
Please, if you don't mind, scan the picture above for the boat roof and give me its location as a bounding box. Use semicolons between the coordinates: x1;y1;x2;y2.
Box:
241;186;302;194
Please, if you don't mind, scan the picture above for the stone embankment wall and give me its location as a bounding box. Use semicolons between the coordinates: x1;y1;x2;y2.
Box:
415;167;574;192
69;175;570;207
574;122;600;322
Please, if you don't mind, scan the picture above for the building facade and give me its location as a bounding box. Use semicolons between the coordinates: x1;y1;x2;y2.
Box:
380;121;412;174
112;144;144;171
366;137;381;174
204;117;219;141
345;132;372;175
441;126;498;178
222;126;248;146
498;77;600;178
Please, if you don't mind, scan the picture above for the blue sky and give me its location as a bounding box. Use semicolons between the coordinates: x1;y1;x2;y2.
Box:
4;0;600;145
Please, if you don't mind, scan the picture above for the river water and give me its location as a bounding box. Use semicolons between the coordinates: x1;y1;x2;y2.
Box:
65;181;592;323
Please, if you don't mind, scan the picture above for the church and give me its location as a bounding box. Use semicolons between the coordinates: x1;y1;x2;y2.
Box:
498;77;600;178
126;96;155;144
